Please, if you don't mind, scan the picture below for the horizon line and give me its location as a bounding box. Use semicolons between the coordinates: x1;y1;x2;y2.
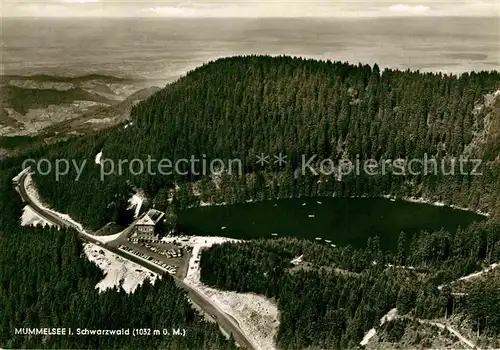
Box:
3;15;499;19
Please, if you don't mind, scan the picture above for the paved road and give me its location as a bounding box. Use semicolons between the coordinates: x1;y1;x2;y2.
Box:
16;172;256;350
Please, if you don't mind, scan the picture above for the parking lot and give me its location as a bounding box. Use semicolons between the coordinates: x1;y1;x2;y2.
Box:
117;241;192;278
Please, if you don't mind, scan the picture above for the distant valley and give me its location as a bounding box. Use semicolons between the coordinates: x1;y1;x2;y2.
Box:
1;54;500;350
0;74;161;155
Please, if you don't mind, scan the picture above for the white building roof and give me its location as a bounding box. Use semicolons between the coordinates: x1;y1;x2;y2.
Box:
136;209;165;226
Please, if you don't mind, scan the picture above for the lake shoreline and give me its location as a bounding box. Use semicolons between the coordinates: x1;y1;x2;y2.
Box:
193;194;490;218
179;195;486;251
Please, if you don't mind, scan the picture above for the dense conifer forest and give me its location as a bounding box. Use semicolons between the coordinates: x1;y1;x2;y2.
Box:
22;55;500;229
200;222;500;348
0;168;235;349
1;55;499;348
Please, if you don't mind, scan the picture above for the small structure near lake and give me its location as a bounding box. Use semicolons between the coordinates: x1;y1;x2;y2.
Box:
130;209;165;242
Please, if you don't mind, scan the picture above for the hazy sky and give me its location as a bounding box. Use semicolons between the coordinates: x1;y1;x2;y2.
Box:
2;0;499;18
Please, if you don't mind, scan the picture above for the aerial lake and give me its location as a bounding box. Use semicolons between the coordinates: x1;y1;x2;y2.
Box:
178;198;486;251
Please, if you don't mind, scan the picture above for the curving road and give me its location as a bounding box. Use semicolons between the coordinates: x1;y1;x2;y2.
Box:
16;172;256;350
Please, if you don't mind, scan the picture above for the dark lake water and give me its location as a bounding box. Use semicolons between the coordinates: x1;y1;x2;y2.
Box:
178;198;485;251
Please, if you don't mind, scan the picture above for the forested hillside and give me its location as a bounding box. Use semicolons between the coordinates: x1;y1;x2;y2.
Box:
199;222;500;349
26;55;500;230
0;166;235;349
2;55;500;349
